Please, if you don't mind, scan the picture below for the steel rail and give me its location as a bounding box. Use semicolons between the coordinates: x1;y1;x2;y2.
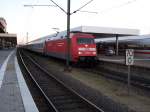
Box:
18;50;59;112
20;49;105;112
86;68;150;90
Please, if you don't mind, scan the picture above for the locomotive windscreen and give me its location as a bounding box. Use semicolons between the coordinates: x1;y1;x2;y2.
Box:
77;38;94;44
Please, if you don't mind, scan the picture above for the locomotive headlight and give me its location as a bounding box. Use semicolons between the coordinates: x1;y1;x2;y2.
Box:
78;51;82;54
93;52;96;54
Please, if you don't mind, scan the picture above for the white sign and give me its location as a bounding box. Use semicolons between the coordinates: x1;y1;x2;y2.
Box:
126;49;134;65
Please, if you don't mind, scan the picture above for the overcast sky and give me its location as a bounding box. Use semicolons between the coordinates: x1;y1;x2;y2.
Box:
0;0;150;44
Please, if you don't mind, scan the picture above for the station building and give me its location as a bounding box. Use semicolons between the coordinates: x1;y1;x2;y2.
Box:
0;17;17;49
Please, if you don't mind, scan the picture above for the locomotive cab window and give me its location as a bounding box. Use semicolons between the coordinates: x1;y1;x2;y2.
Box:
77;38;94;44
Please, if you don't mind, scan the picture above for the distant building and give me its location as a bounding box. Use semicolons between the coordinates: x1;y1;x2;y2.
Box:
0;17;17;49
0;17;7;33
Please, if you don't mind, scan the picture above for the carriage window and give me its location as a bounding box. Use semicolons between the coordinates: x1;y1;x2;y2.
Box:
77;38;94;44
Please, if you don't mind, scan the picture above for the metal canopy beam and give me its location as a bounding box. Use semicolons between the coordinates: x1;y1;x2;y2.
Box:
71;26;139;37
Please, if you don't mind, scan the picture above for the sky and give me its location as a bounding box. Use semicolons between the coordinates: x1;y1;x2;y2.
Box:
0;0;150;44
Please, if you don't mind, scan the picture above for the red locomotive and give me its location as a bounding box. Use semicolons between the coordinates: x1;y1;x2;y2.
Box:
25;31;97;63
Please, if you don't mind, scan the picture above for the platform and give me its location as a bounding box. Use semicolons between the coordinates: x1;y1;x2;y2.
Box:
0;49;38;112
98;54;150;68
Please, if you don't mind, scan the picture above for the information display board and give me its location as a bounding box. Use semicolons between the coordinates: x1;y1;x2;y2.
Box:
126;49;134;65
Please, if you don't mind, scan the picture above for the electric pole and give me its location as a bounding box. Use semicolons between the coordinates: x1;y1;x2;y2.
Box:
26;32;28;44
66;0;71;69
24;0;94;70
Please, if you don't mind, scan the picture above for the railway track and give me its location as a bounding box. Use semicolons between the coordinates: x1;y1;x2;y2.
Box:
21;49;150;91
86;66;150;91
18;49;104;112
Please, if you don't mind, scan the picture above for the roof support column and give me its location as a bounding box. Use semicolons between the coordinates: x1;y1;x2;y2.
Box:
116;34;119;56
0;38;1;48
2;38;4;48
66;0;71;70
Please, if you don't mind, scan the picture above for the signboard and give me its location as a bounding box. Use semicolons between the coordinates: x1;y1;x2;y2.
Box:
126;49;134;65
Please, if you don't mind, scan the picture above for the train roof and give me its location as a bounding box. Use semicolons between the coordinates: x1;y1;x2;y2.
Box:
27;26;140;45
27;32;66;45
27;31;82;45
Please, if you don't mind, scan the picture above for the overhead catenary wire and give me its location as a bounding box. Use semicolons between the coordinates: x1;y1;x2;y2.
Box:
49;0;67;14
24;5;57;7
100;0;137;14
71;0;94;15
24;0;40;44
77;10;98;14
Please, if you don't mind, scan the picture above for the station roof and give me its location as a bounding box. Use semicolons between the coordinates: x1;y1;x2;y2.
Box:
71;26;139;38
0;33;17;44
97;34;150;44
0;33;16;37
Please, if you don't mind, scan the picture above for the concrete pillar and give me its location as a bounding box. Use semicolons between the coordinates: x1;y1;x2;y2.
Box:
2;38;5;48
116;35;119;56
10;42;12;48
0;38;1;49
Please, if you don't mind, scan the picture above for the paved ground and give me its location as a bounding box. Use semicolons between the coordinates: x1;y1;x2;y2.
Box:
0;49;38;112
0;50;25;112
0;49;13;69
